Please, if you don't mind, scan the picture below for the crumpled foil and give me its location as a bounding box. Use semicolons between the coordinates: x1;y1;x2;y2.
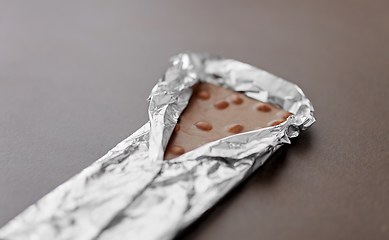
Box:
0;52;315;240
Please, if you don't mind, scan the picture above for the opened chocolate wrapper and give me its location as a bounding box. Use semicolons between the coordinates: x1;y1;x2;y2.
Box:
0;52;315;240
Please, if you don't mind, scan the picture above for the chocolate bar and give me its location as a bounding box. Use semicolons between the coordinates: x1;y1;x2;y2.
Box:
164;82;292;160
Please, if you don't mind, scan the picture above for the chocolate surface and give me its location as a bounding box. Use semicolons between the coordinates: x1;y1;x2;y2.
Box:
164;82;291;160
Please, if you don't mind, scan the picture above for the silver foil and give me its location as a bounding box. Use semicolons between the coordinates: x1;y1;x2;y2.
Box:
0;52;315;240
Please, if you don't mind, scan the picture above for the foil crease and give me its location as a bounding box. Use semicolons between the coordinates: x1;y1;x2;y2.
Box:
0;52;315;240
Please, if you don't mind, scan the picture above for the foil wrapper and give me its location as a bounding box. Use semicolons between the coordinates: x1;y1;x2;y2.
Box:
0;52;315;240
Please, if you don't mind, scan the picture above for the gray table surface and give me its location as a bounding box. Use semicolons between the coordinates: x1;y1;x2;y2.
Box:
1;1;389;239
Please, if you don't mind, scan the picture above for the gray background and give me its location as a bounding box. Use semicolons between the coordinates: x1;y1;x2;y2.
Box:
1;1;389;239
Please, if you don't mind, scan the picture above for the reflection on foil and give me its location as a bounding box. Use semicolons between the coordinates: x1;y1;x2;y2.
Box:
0;52;315;240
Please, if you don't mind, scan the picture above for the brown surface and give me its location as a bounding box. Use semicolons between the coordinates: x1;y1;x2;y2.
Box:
0;0;388;239
164;82;289;160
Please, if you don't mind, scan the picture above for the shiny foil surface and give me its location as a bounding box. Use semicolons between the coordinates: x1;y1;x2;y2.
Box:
0;52;315;240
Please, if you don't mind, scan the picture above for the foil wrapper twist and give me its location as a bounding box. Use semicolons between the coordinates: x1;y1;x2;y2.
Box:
0;52;315;240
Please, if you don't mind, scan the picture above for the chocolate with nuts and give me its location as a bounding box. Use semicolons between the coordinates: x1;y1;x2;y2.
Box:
164;82;292;160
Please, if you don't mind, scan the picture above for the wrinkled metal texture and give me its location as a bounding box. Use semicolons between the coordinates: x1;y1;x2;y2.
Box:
0;52;315;240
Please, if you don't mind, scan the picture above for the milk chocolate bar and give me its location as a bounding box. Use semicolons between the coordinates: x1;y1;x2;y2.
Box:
164;82;292;160
0;52;315;240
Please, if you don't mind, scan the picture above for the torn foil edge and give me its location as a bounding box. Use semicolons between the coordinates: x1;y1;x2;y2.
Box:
0;52;315;240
